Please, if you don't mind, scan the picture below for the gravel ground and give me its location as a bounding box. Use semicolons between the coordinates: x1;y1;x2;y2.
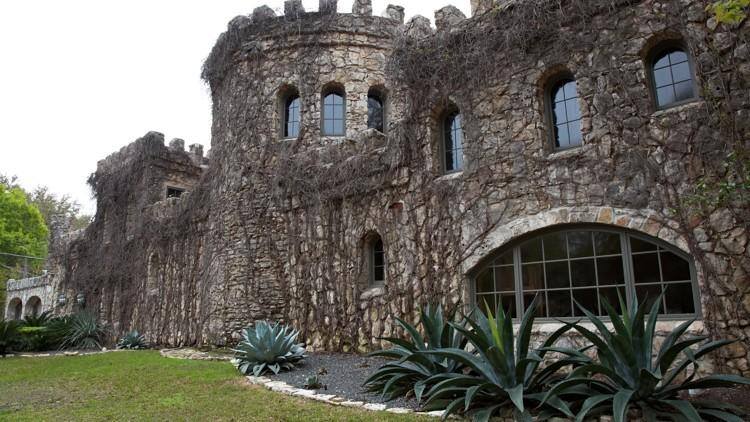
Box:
269;352;419;410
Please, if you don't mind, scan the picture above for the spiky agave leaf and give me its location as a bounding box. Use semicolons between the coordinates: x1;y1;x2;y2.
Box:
233;321;306;376
547;288;750;422
59;312;107;350
117;330;148;350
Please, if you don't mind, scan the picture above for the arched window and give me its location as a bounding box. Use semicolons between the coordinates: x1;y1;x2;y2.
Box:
443;111;464;173
367;88;385;132
284;94;301;138
322;86;345;136
549;78;582;150
649;45;696;109
25;296;42;318
8;297;22;320
368;234;386;286
473;226;699;319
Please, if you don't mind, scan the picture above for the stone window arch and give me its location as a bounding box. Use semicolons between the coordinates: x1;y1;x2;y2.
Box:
279;85;301;139
546;73;583;150
7;297;22;320
321;83;346;136
472;224;699;319
439;103;464;174
363;232;386;287
25;296;42;318
367;86;386;133
646;40;697;109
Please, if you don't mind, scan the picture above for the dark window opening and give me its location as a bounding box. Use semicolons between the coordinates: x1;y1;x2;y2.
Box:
443;111;464;173
370;236;385;286
550;79;582;150
284;95;301;138
651;47;696;109
474;227;698;319
322;89;345;136
367;90;385;132
166;187;185;199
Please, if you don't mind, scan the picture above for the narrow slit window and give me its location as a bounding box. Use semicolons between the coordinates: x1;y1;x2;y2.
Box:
371;236;385;286
166;187;185;199
443;111;464;173
284;95;301;138
367;91;385;132
550;79;583;150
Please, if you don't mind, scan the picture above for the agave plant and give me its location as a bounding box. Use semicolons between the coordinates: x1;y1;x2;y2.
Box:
544;291;750;422
117;330;148;350
0;319;21;356
233;321;306;376
59;312;107;350
22;310;53;327
420;295;588;422
364;304;468;401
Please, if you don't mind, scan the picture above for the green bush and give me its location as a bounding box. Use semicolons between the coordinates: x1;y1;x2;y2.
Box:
117;330;148;350
233;321;306;376
59;312;107;350
22;310;53;328
0;319;21;356
18;326;52;351
544;292;750;422
419;295;587;421
364;304;468;401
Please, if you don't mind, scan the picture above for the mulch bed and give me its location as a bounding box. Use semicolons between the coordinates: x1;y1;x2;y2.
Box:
268;352;419;410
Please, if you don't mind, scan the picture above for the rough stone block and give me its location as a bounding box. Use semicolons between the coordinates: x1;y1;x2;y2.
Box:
169;138;185;151
384;5;404;23
252;5;276;21
319;0;337;14
352;0;372;16
435;5;466;31
405;16;432;39
471;0;494;16
284;0;304;16
189;144;204;158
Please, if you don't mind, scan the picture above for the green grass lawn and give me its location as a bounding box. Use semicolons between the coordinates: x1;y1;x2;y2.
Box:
0;351;423;421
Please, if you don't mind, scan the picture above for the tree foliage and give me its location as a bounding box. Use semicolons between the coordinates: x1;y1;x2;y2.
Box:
709;0;750;24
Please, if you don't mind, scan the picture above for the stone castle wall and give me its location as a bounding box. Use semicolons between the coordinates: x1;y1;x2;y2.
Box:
47;0;749;373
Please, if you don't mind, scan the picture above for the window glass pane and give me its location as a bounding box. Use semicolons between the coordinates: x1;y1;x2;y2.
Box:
524;293;545;317
522;263;545;290
664;283;695;314
599;287;625;315
367;96;384;132
596;256;625;285
571;259;596;287
656;86;675;108
324;120;334;135
521;238;543;262
546;261;570;289
553;102;567;124
671;62;691;83
494;250;513;266
674;80;694;102
543;232;567;260
572;289;597;316
636;285;664;313
654;53;671;69
594;232;621;255
563;81;577;99
660;251;691;281
568;231;594;258
548;290;573;317
333;120;344;135
633;253;660;284
553;85;566;102
565;98;581;121
567;120;582;147
374;252;384;267
653;67;673;88
374;266;385;282
555;124;569;148
499;294;516;319
669;50;688;64
630;237;657;252
476;268;494;293
495;266;515;291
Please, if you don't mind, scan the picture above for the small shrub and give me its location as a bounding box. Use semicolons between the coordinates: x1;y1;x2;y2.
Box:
420;295;587;421
365;304;468;401
59;312;107;350
304;375;326;390
233;321;306;376
117;330;148;350
22;311;53;328
545;292;750;422
0;319;21;356
18;326;52;351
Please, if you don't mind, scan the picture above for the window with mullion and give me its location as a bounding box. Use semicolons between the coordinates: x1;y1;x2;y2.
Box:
284;96;301;138
550;79;583;150
443;112;464;173
651;47;696;109
371;238;385;286
323;92;345;136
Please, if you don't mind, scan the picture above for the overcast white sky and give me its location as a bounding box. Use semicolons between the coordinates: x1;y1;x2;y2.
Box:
0;1;471;214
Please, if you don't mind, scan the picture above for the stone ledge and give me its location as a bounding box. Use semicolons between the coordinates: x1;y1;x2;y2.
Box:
159;348;233;361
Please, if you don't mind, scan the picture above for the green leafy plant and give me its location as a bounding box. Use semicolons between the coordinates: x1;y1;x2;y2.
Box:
0;319;21;356
22;310;53;327
18;325;52;351
708;0;750;25
304;375;326;390
544;292;750;422
117;330;148;350
364;304;468;401
420;296;587;422
59;312;107;350
233;321;306;376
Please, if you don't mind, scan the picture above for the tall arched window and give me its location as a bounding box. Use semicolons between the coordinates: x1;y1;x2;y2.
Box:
284;94;301;138
8;297;22;320
25;296;42;318
322;86;345;136
369;235;386;286
367;88;385;133
649;45;696;109
549;78;582;150
473;226;699;319
443;111;464;173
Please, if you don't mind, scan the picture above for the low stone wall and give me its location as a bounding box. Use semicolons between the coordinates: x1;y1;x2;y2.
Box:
4;274;55;320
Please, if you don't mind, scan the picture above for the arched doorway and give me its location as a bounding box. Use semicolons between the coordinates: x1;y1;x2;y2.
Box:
7;297;23;320
25;296;42;318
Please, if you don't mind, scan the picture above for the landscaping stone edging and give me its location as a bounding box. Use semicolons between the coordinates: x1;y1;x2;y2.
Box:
159;348;233;362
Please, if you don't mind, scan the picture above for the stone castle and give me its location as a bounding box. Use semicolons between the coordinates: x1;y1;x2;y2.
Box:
5;0;750;374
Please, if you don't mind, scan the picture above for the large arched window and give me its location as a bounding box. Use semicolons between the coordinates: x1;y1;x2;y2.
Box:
548;78;582;150
473;226;699;319
367;88;385;133
322;86;346;136
442;110;464;173
649;44;697;109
